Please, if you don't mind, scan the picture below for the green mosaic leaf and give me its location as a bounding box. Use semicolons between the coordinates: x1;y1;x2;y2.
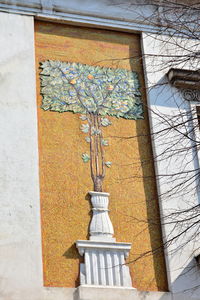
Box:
80;115;87;121
105;161;112;168
82;153;90;163
80;124;89;133
40;60;143;120
101;118;112;127
91;127;101;135
101;139;109;146
85;137;90;143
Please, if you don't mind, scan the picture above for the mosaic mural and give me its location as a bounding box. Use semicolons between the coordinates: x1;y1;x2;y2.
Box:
40;60;143;191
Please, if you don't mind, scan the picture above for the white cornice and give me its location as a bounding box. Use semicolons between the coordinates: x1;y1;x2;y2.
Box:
0;0;198;37
0;0;163;34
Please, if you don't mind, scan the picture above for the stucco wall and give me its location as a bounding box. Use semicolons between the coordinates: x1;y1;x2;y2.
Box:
142;32;200;300
0;11;43;299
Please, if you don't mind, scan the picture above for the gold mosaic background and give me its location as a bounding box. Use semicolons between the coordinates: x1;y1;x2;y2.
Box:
35;20;168;291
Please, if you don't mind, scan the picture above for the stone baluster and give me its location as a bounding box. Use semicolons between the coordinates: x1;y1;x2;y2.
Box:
89;191;115;242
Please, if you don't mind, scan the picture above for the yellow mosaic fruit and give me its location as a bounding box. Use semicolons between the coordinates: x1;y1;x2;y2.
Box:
107;85;114;91
87;74;94;80
70;79;76;84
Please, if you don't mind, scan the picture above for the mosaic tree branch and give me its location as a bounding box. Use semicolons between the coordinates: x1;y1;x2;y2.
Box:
40;60;143;192
90;114;105;191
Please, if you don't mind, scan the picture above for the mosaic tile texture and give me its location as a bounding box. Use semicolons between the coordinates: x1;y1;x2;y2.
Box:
35;20;168;291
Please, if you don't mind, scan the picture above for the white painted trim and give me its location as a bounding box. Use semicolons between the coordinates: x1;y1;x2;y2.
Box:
0;0;188;36
76;240;131;252
140;31;172;292
187;101;200;204
0;5;159;34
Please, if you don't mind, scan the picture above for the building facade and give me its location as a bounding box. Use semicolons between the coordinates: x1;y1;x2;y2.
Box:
0;1;200;299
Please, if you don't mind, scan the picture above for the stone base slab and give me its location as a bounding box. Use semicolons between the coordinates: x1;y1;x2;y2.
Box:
76;286;172;300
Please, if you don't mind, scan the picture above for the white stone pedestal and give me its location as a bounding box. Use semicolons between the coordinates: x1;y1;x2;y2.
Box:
76;240;132;287
76;191;133;288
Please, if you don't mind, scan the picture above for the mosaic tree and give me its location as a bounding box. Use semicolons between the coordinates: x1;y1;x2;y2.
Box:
40;60;143;192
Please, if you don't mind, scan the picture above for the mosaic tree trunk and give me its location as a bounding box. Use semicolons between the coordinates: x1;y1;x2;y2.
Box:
88;113;105;192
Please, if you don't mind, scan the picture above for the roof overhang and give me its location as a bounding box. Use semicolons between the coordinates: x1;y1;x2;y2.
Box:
167;68;200;90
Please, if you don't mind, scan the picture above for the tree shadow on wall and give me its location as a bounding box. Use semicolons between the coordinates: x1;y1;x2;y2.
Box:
63;192;92;287
63;243;83;287
134;74;169;291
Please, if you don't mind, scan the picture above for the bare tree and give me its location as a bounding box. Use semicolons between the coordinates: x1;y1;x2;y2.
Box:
108;1;200;292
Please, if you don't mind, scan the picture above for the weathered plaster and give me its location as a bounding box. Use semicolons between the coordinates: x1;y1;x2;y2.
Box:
141;32;200;299
0;11;42;300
